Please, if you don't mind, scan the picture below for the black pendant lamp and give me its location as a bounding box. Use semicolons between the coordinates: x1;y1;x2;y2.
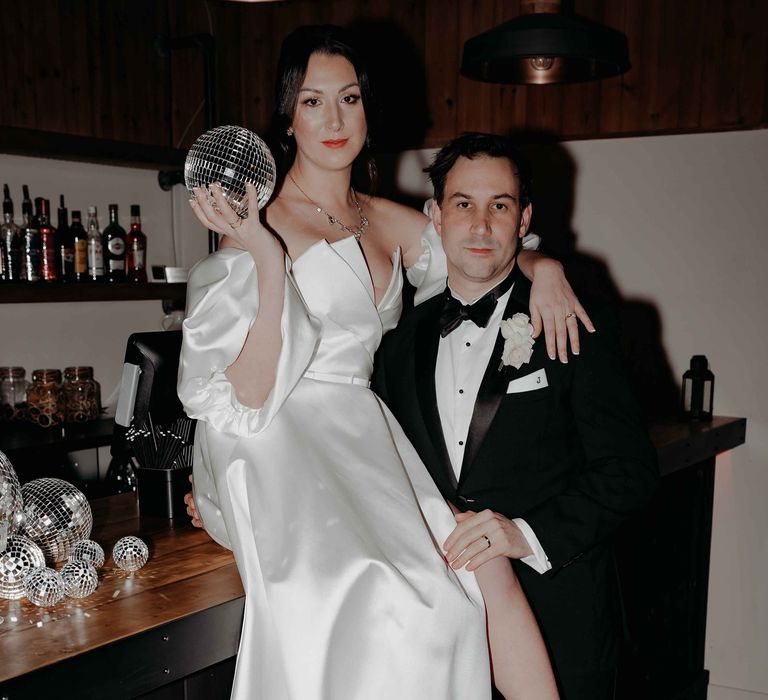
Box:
461;0;630;85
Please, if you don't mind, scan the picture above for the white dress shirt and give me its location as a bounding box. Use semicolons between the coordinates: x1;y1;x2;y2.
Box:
435;283;552;574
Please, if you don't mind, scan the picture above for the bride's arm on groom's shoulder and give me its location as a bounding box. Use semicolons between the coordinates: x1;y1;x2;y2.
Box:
518;250;595;363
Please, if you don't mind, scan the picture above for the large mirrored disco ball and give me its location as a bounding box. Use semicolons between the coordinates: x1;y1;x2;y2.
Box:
112;536;149;572
23;566;64;607
69;539;105;569
0;535;45;600
184;125;276;218
60;560;98;599
21;478;93;563
0;450;25;552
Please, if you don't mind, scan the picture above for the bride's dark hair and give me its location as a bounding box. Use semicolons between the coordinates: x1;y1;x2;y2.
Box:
268;25;379;194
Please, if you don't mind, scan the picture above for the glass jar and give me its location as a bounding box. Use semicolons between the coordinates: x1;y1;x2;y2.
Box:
62;366;101;423
0;366;30;423
27;369;66;428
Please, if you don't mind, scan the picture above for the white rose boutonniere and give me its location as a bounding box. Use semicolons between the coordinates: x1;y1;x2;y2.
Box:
499;312;535;370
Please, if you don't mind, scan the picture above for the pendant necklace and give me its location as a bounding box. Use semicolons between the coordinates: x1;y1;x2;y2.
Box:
289;174;369;241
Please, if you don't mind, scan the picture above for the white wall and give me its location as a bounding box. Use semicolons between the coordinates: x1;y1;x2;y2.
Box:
397;130;768;699
565;131;768;700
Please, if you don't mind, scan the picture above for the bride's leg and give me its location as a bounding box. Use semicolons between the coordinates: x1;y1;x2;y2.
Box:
473;557;560;700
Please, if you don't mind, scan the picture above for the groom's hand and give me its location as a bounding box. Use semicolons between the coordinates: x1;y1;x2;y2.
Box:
443;509;533;571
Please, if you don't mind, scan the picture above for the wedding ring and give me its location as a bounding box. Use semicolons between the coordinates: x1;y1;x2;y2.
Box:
482;535;491;549
565;312;576;319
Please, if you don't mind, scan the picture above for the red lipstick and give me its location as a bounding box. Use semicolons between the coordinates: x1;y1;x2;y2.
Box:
322;139;348;148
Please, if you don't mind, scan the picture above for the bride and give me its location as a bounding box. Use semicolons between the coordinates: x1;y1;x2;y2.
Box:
180;24;581;700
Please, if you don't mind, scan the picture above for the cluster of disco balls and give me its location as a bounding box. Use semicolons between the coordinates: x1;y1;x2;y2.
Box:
0;450;149;608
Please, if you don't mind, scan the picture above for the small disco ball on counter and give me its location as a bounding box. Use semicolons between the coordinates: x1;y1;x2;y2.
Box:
112;536;149;572
23;567;65;607
0;449;25;551
184;125;277;218
60;560;99;599
21;478;93;563
68;539;105;569
0;535;46;600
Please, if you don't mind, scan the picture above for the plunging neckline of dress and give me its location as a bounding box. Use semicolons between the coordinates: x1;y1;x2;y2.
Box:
291;235;401;312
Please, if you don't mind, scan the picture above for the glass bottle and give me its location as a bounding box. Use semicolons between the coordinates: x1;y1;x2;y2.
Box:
1;184;21;281
62;366;101;423
102;204;126;282
27;369;66;428
21;185;41;282
36;198;57;282
57;194;75;282
0;367;30;423
86;206;104;282
126;204;147;282
70;210;88;282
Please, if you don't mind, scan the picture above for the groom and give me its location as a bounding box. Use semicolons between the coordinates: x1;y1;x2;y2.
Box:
372;132;658;700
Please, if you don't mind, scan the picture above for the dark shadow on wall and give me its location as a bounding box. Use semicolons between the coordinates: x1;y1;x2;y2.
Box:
349;19;432;209
513;132;680;420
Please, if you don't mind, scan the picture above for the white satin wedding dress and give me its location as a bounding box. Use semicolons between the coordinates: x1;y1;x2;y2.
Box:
178;230;492;700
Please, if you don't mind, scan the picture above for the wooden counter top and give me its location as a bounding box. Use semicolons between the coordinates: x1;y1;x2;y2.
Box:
0;494;243;698
649;415;747;476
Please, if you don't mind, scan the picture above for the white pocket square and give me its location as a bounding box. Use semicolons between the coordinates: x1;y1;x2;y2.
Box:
506;368;548;394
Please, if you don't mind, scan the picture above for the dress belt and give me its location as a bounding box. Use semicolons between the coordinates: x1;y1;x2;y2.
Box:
303;370;371;388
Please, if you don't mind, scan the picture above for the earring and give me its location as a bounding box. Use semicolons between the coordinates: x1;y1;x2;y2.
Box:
286;127;294;137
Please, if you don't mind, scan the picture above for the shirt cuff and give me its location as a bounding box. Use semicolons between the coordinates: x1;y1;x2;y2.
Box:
513;517;552;574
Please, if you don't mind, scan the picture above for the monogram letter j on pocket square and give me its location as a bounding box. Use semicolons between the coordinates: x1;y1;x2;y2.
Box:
506;368;548;394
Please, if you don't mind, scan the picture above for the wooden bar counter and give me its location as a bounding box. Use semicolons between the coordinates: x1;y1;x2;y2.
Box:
0;416;747;699
0;495;244;699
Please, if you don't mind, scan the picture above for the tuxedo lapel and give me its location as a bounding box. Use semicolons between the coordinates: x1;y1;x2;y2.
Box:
414;299;458;491
459;267;531;485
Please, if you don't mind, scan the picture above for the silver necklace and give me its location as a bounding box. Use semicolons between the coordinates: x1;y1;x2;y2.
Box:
289;174;369;241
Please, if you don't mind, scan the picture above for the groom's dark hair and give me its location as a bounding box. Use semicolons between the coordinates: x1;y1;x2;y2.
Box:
425;132;531;208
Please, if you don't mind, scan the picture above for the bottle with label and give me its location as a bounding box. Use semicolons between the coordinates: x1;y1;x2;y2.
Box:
86;206;104;282
1;184;21;281
36;198;57;282
126;204;148;282
21;185;41;282
57;195;75;282
70;210;88;282
102;203;126;282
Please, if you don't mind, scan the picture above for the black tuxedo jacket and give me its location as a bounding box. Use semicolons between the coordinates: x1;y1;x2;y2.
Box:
372;267;659;677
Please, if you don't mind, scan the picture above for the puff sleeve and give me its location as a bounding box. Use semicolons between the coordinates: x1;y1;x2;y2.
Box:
178;248;320;438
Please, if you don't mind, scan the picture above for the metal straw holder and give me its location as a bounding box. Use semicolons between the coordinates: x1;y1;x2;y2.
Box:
135;466;192;519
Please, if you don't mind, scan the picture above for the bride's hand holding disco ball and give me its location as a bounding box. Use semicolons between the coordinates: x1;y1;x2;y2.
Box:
185;124;283;260
190;182;284;261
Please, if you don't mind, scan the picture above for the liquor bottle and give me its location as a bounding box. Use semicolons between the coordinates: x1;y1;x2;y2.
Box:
21;185;41;282
1;184;21;281
36;198;57;282
57;195;75;282
102;204;126;282
70;210;88;282
86;206;104;282
126;204;147;282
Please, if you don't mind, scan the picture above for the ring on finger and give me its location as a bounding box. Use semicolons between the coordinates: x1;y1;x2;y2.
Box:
565;312;576;319
482;535;491;549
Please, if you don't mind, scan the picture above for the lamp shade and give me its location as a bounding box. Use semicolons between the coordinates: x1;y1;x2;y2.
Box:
461;11;630;84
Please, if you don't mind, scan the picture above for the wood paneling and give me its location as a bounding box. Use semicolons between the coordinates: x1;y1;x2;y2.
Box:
0;0;765;163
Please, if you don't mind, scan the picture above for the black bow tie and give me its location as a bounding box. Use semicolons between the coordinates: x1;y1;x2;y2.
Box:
438;274;515;338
